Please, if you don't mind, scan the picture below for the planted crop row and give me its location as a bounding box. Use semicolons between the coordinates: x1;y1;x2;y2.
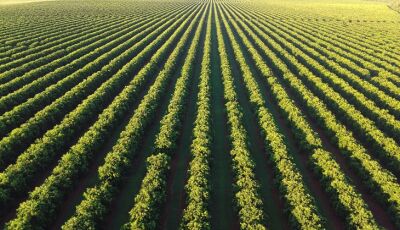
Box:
246;6;400;84
0;16;115;66
0;20;155;112
278;18;400;98
371;77;400;98
218;4;325;229
0;16;132;83
244;6;400;87
0;17;90;54
62;5;205;229
0;16;93;46
259;8;400;70
0;14;134;72
274;20;400;117
231;7;400;225
215;5;266;229
124;6;206;228
0;3;191;139
238;6;400;174
285;15;400;78
247;10;400;120
0;3;184;69
5;6;203;229
0;16;149;97
0;13;183;167
221;4;380;228
0;4;201;210
181;5;213;230
0;1;399;229
251;14;400;142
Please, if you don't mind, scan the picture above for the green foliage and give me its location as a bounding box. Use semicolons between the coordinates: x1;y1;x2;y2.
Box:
217;4;324;229
215;5;266;229
1;0;399;229
123;153;170;230
220;4;381;229
311;149;378;228
230;3;400;226
0;13;182;206
62;6;205;229
0;10;181;138
4;5;199;229
181;5;212;230
124;5;207;229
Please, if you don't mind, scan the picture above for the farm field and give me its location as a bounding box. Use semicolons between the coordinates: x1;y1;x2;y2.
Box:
0;0;399;229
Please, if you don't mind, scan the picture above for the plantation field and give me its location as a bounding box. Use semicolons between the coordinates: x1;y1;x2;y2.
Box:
0;0;399;229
